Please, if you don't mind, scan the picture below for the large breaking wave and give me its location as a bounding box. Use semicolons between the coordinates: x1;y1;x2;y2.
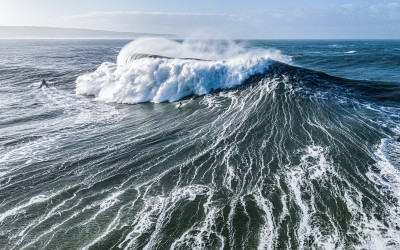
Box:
75;37;291;103
2;39;400;249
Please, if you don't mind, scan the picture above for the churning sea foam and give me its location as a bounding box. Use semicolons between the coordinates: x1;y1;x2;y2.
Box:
75;37;291;104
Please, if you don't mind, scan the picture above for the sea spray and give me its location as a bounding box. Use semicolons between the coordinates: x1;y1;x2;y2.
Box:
76;37;291;104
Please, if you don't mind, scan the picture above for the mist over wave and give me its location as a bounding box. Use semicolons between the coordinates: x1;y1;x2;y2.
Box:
75;37;291;104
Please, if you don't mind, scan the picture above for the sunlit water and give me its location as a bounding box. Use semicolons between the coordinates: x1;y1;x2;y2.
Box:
1;39;400;249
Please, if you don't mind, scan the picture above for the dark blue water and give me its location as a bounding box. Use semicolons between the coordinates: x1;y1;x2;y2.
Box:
0;39;399;249
247;40;400;82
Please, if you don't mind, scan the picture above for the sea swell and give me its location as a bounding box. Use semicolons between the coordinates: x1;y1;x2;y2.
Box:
2;39;400;249
75;37;291;104
76;38;400;105
73;46;400;247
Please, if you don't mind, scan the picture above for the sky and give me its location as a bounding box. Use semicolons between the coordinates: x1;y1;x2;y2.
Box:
0;0;399;38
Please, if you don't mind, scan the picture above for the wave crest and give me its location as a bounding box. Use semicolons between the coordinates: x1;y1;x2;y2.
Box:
76;37;291;104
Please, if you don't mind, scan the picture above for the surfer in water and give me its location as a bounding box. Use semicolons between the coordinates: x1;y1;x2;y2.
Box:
40;79;48;88
178;102;182;108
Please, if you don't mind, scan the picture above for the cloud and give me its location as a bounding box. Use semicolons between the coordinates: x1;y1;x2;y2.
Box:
388;2;400;9
73;11;236;18
61;11;242;37
341;4;356;11
369;2;400;20
54;3;400;39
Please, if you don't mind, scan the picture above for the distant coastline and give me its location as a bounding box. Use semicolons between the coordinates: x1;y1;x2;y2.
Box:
0;26;177;39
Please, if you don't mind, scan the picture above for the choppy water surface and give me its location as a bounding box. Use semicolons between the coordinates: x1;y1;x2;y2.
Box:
0;39;400;249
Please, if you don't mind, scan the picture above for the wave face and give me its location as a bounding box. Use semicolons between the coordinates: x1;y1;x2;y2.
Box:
76;37;291;103
1;39;400;249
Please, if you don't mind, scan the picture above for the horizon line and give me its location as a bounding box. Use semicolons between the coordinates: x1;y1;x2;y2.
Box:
0;26;399;40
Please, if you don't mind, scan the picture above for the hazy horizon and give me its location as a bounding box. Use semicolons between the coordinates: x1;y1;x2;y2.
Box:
0;26;177;39
2;25;400;40
0;0;399;39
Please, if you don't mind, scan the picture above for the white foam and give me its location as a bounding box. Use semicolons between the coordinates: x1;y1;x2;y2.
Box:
0;190;62;223
371;139;400;202
286;145;341;249
119;185;211;249
343;188;400;250
76;37;291;104
81;191;124;250
253;190;275;250
168;187;222;250
344;50;357;54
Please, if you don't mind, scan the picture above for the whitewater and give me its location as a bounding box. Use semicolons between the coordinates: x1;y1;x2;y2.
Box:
0;38;400;249
76;37;291;103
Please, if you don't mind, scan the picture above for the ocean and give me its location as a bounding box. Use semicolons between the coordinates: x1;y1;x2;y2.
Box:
0;38;399;249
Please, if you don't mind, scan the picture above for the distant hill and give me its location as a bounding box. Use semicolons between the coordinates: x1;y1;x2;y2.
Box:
0;26;177;39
